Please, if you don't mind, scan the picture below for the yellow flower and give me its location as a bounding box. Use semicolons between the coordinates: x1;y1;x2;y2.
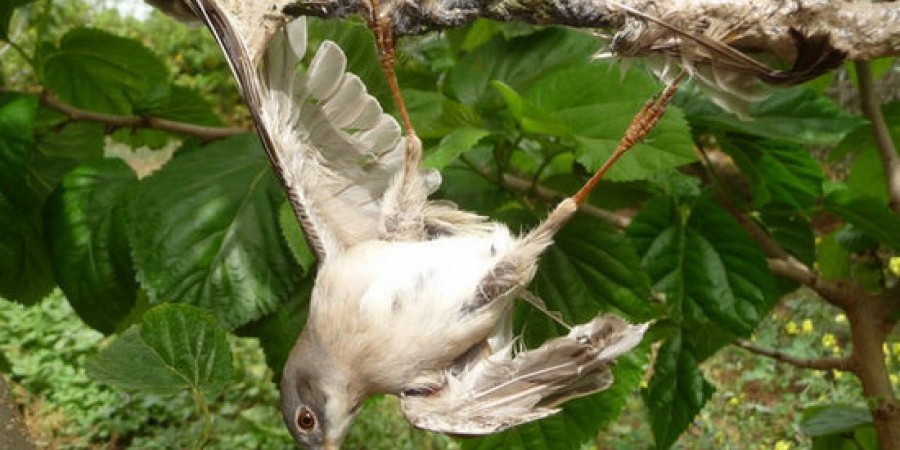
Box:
801;319;813;334
822;333;837;348
785;321;799;335
833;370;844;380
834;313;847;323
774;440;793;450
729;396;741;407
889;256;900;277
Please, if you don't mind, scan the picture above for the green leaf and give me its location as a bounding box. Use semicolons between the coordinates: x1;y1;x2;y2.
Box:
833;102;900;203
86;327;188;395
642;332;714;450
423;126;491;169
278;201;316;275
36;122;105;161
801;404;872;437
127;134;300;328
236;276;313;380
0;0;34;41
449;27;598;106
816;232;851;281
823;182;900;251
529;215;654;331
681;86;865;145
720;136;823;210
133;84;223;126
0;94;54;304
41;27;168;114
87;304;233;397
45;159;138;334
627;196;776;339
0;192;54;305
140;303;233;397
757;211;815;294
526;63;695;181
492;81;570;137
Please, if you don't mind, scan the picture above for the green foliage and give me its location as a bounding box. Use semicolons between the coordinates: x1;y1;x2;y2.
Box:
2;1;899;449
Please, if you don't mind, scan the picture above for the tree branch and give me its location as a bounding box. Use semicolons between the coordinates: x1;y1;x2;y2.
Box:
734;339;851;372
283;0;900;60
36;91;247;141
855;60;900;213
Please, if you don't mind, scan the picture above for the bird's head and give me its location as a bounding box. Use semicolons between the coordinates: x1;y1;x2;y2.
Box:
280;340;364;450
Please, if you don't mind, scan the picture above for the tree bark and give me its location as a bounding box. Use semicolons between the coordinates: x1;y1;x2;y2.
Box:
0;375;35;450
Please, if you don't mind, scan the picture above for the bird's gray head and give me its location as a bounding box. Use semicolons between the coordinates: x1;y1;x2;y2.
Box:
280;344;363;450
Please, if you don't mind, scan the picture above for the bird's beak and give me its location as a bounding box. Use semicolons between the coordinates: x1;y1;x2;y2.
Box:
323;440;341;450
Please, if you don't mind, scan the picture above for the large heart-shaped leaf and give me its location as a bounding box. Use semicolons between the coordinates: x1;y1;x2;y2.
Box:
87;303;232;397
126;134;300;328
45;159;138;334
41;27;168;114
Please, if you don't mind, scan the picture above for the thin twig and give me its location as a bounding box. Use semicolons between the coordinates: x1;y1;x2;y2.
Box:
0;87;248;141
855;60;900;212
734;339;851;371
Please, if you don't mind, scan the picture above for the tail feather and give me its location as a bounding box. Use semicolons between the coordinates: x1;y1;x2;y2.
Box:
400;314;647;435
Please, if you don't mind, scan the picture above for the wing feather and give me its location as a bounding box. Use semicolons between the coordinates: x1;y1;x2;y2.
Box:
190;0;418;260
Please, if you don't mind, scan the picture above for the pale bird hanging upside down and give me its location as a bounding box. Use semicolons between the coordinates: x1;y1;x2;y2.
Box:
166;0;685;448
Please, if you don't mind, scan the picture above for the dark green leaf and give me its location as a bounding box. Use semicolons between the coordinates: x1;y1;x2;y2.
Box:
720;136;823;210
757;211;815;295
823;182;900;251
529;215;654;332
45;159;138;334
36;122;105;161
681;86;864;145
0;192;54;305
449;27;598;106
423;126;491;169
0;94;54;304
833;102;900;203
0;0;33;41
236;276;313;380
127;134;300;328
835;224;879;254
643;332;714;450
140;303;233;397
41;27;168;114
133;84;223;126
627;196;776;338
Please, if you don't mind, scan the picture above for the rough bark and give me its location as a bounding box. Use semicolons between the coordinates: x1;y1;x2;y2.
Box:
0;375;34;450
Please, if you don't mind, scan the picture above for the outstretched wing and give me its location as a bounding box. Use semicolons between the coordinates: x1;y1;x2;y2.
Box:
188;0;416;260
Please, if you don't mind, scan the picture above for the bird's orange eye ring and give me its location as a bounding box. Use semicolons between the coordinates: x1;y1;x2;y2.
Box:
296;407;316;432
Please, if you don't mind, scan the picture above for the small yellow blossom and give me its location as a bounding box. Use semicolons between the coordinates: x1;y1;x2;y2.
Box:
889;256;900;277
729;396;741;407
801;319;814;334
833;370;844;380
822;333;837;348
785;321;799;335
834;313;847;323
640;379;649;389
774;440;794;450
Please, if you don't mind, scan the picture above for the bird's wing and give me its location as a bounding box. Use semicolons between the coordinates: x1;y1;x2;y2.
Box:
400;314;648;435
189;0;426;260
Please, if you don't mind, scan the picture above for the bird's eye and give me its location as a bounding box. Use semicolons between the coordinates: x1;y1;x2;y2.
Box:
295;406;316;432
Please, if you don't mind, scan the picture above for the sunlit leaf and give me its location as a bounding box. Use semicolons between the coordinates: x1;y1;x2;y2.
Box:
823;182;900;251
127;134;300;328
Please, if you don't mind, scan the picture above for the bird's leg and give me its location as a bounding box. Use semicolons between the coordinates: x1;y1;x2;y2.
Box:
369;0;429;241
468;75;686;316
